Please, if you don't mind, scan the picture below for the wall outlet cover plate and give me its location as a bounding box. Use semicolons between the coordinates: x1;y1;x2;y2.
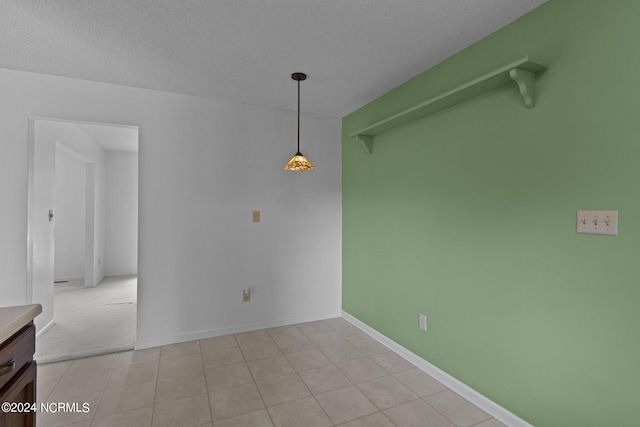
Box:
419;313;427;331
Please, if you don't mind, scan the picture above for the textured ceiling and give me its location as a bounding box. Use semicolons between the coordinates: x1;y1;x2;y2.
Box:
0;0;548;117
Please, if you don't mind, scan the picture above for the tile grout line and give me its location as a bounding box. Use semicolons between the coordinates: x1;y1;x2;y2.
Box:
82;356;115;422
303;321;425;427
40;357;123;424
192;339;215;427
38;359;72;404
240;326;340;426
421;392;494;427
335;410;399;427
274;323;337;426
149;349;162;427
234;332;278;427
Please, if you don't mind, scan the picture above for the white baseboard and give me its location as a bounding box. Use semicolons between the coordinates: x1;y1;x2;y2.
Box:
342;311;533;427
36;318;56;339
135;310;342;350
54;276;83;282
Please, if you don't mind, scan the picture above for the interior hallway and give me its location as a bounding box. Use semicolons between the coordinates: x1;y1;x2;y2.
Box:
35;276;137;363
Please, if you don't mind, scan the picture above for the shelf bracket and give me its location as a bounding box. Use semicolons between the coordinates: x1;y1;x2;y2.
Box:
509;68;536;108
353;135;373;154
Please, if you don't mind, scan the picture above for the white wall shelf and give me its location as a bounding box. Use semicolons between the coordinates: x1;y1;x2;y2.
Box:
350;56;548;154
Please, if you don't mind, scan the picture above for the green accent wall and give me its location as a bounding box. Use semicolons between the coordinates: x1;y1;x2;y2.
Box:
342;1;640;426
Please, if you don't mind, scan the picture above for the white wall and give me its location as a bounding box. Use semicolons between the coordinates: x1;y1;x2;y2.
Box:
106;151;138;276
54;147;86;281
0;68;342;347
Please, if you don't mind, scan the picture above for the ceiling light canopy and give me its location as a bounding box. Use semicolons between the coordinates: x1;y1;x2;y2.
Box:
284;72;314;171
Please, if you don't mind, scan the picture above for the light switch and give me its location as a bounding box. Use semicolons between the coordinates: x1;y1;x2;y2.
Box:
576;210;618;235
252;210;260;223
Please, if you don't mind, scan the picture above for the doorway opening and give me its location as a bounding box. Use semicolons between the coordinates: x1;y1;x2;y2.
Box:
27;117;139;363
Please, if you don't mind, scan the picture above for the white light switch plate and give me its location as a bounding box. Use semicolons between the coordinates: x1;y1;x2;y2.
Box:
576;210;618;235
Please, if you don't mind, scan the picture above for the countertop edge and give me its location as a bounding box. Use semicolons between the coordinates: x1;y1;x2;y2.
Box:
0;304;42;344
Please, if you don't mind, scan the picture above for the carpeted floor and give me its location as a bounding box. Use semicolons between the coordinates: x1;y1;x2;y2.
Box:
35;276;137;363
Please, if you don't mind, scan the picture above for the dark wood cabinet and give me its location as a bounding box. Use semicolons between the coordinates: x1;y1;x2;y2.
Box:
0;323;37;427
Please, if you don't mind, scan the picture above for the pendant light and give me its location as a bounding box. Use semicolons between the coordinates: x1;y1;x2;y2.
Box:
284;72;314;171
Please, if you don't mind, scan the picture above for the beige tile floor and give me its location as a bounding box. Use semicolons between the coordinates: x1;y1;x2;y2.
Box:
36;318;507;427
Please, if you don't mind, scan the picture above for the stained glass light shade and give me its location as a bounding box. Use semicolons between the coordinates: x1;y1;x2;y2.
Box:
284;152;314;171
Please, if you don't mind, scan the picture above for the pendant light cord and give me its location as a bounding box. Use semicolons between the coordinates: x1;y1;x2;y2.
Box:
297;79;301;153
